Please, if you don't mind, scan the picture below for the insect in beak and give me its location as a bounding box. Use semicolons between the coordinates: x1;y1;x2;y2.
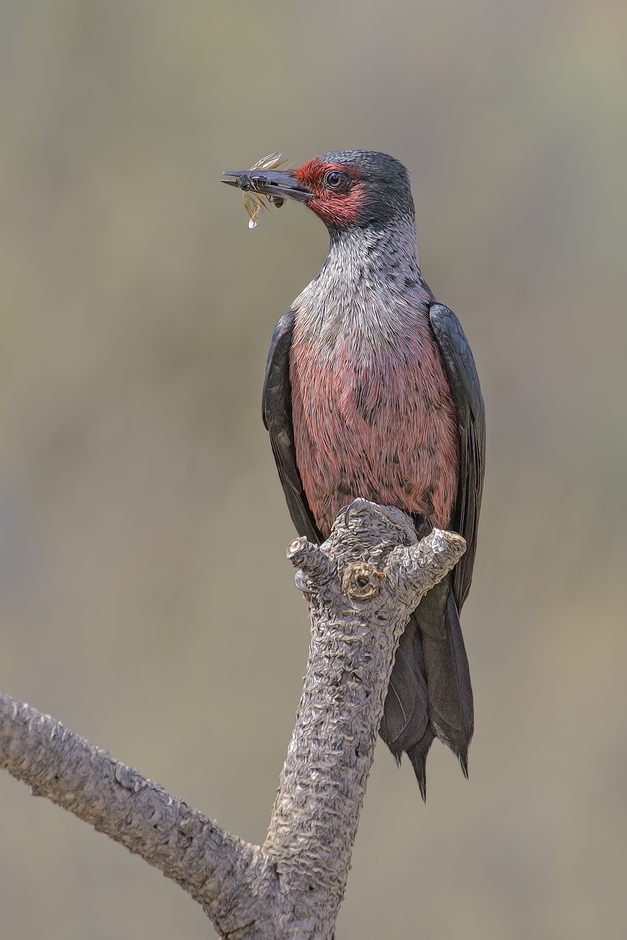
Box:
222;153;312;228
224;153;290;228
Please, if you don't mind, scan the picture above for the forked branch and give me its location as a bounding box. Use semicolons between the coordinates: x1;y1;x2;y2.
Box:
0;500;464;940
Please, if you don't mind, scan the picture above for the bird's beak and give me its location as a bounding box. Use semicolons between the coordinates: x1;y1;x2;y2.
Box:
222;169;312;203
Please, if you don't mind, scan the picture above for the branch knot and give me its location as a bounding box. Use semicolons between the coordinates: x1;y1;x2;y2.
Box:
341;562;384;600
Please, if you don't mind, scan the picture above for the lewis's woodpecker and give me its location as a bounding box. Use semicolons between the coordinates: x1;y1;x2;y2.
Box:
223;151;485;797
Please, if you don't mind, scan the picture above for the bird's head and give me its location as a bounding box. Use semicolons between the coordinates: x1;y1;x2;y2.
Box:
223;150;415;232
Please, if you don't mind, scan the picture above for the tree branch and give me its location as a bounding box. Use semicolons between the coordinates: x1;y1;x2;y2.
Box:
0;500;465;940
0;693;266;933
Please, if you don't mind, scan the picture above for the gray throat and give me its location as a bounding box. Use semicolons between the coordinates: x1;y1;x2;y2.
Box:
292;215;432;343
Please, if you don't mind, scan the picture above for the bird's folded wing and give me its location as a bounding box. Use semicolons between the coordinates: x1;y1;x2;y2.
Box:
429;303;486;609
262;312;322;545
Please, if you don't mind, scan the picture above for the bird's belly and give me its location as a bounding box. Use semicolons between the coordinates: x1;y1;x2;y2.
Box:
290;328;459;537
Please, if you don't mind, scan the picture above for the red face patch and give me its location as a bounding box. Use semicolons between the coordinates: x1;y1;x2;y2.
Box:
295;159;365;228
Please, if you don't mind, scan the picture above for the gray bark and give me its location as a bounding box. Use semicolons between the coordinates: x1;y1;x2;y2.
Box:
0;499;465;940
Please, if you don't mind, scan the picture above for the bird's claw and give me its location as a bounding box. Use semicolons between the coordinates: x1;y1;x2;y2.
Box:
294;569;314;595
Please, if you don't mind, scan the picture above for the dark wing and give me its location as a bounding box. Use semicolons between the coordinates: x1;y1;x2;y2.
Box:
262;312;322;545
429;303;486;609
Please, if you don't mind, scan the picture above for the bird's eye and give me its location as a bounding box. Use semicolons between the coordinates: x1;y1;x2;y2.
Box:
324;170;350;191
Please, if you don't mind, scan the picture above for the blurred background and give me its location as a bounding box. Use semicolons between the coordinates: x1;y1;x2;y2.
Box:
1;0;626;937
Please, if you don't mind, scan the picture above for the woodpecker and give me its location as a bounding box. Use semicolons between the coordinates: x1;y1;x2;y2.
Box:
223;151;485;798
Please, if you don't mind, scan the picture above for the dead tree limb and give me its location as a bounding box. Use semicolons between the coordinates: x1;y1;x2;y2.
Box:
0;499;465;940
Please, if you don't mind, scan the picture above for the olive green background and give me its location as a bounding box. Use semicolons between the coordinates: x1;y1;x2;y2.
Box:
1;1;626;937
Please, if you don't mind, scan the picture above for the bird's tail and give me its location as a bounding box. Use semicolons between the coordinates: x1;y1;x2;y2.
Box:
379;574;474;798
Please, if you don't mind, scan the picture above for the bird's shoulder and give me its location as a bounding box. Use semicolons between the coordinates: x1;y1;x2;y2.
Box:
428;303;484;426
262;311;296;431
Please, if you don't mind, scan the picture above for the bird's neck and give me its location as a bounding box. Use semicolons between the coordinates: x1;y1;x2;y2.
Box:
292;215;433;335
